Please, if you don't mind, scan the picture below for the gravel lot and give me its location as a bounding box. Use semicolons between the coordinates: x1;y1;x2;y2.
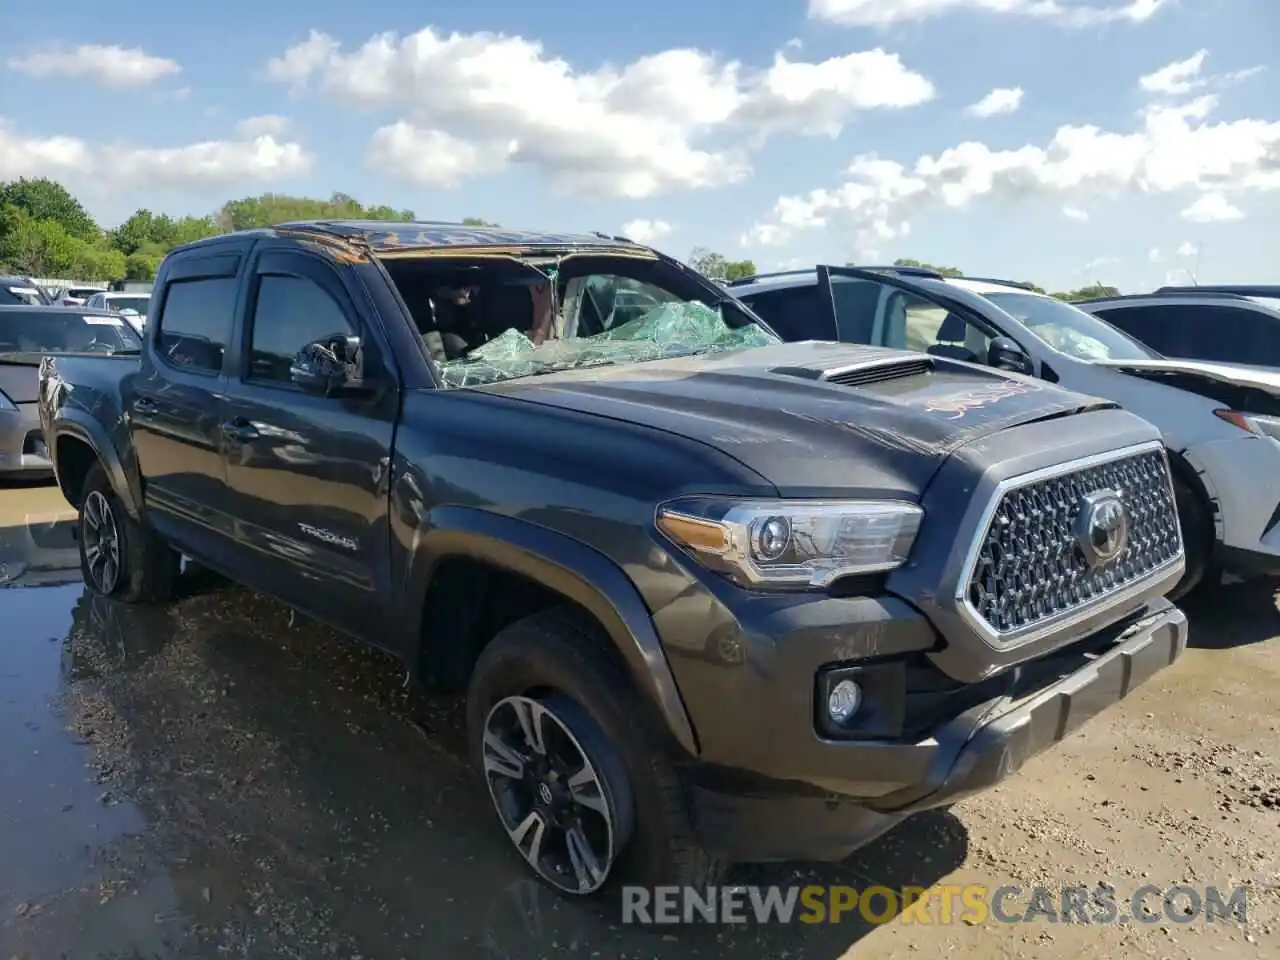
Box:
1;482;1277;960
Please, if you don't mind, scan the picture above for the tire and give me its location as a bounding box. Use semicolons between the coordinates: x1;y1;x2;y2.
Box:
1170;474;1213;602
466;607;725;895
77;462;180;604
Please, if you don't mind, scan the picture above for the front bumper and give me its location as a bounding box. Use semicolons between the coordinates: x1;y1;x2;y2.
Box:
688;599;1186;863
0;403;52;476
1184;433;1280;575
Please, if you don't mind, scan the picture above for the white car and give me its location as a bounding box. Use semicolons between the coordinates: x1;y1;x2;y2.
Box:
729;265;1280;598
85;291;150;332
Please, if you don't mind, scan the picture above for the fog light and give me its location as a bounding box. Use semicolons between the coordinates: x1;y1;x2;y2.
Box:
827;679;862;723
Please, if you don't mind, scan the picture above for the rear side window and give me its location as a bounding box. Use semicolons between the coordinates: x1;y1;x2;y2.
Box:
740;286;833;340
155;277;237;373
1177;304;1280;364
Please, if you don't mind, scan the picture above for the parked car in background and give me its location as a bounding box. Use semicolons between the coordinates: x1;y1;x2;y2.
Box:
108;279;155;295
86;291;151;332
53;285;108;307
730;265;1280;598
1;305;141;478
1077;286;1280;368
39;220;1186;896
1;276;53;307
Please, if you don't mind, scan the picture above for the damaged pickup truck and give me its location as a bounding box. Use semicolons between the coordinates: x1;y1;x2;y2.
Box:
39;221;1187;896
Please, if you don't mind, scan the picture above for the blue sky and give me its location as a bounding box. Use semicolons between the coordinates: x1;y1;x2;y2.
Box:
1;0;1276;291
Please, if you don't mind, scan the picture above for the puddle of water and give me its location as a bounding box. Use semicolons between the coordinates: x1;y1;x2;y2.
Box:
0;583;149;899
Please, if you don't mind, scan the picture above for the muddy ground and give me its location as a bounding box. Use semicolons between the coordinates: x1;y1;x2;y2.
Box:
0;481;1277;960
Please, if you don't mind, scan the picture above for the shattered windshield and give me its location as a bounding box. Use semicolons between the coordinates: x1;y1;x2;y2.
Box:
433;285;777;388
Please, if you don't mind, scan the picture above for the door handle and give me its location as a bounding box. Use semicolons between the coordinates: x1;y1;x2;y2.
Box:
134;396;158;414
221;419;260;443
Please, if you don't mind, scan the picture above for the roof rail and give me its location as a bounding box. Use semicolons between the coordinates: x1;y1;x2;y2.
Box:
727;264;945;286
957;276;1036;290
1078;290;1253;304
854;265;945;278
1155;284;1280;297
725;268;818;286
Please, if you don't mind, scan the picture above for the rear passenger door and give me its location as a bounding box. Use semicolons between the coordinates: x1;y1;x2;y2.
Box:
219;245;398;637
128;250;244;556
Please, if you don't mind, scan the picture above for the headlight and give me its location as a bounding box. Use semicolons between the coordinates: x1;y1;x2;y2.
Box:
0;390;15;412
655;497;922;589
1214;409;1280;441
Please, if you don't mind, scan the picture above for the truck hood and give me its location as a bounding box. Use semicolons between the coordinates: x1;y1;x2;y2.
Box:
477;342;1114;497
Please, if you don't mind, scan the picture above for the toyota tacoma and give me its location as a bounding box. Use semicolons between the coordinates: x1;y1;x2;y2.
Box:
39;221;1188;896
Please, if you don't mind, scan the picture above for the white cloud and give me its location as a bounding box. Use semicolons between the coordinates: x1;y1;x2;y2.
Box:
366;123;507;188
1139;50;1264;97
621;219;674;244
743;91;1280;254
1147;247;1161;262
265;28;934;199
8;43;180;88
0;118;310;195
1139;49;1207;95
235;114;292;138
1176;240;1198;257
1063;205;1089;221
966;86;1024;118
808;0;1170;28
1180;191;1244;222
1081;255;1120;274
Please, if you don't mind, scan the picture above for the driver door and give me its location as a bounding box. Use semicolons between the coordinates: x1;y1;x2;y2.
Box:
814;266;1000;366
219;247;398;638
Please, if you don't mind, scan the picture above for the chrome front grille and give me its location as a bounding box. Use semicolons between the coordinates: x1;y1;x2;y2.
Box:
964;445;1182;643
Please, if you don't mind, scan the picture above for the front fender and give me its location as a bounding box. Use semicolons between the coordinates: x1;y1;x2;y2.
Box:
50;410;142;520
403;505;699;756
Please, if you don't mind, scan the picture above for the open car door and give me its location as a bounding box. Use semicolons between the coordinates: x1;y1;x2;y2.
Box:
812;266;1025;368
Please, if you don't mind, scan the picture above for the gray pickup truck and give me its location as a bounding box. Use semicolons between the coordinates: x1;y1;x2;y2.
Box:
39;221;1187;896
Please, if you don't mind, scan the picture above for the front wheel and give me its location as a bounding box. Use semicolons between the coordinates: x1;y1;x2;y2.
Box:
78;463;180;604
1170;475;1213;601
466;608;725;895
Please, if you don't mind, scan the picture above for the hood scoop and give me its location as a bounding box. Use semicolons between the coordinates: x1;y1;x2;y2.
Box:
772;357;934;389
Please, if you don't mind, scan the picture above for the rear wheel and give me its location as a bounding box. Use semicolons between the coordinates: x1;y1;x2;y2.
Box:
78;463;179;604
1170;474;1213;601
466;608;725;895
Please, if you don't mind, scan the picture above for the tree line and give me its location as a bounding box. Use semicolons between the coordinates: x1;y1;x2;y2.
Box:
0;177;496;282
0;178;1117;302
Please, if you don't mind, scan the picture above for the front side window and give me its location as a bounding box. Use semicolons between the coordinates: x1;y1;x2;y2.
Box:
0;310;142;355
155;277;237;373
983;292;1157;361
248;275;356;384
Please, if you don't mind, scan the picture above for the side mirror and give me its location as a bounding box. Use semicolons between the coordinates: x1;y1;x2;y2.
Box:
290;335;368;396
987;336;1033;374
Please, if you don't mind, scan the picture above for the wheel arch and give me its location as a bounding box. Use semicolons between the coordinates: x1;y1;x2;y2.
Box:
405;506;699;757
50;413;141;519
